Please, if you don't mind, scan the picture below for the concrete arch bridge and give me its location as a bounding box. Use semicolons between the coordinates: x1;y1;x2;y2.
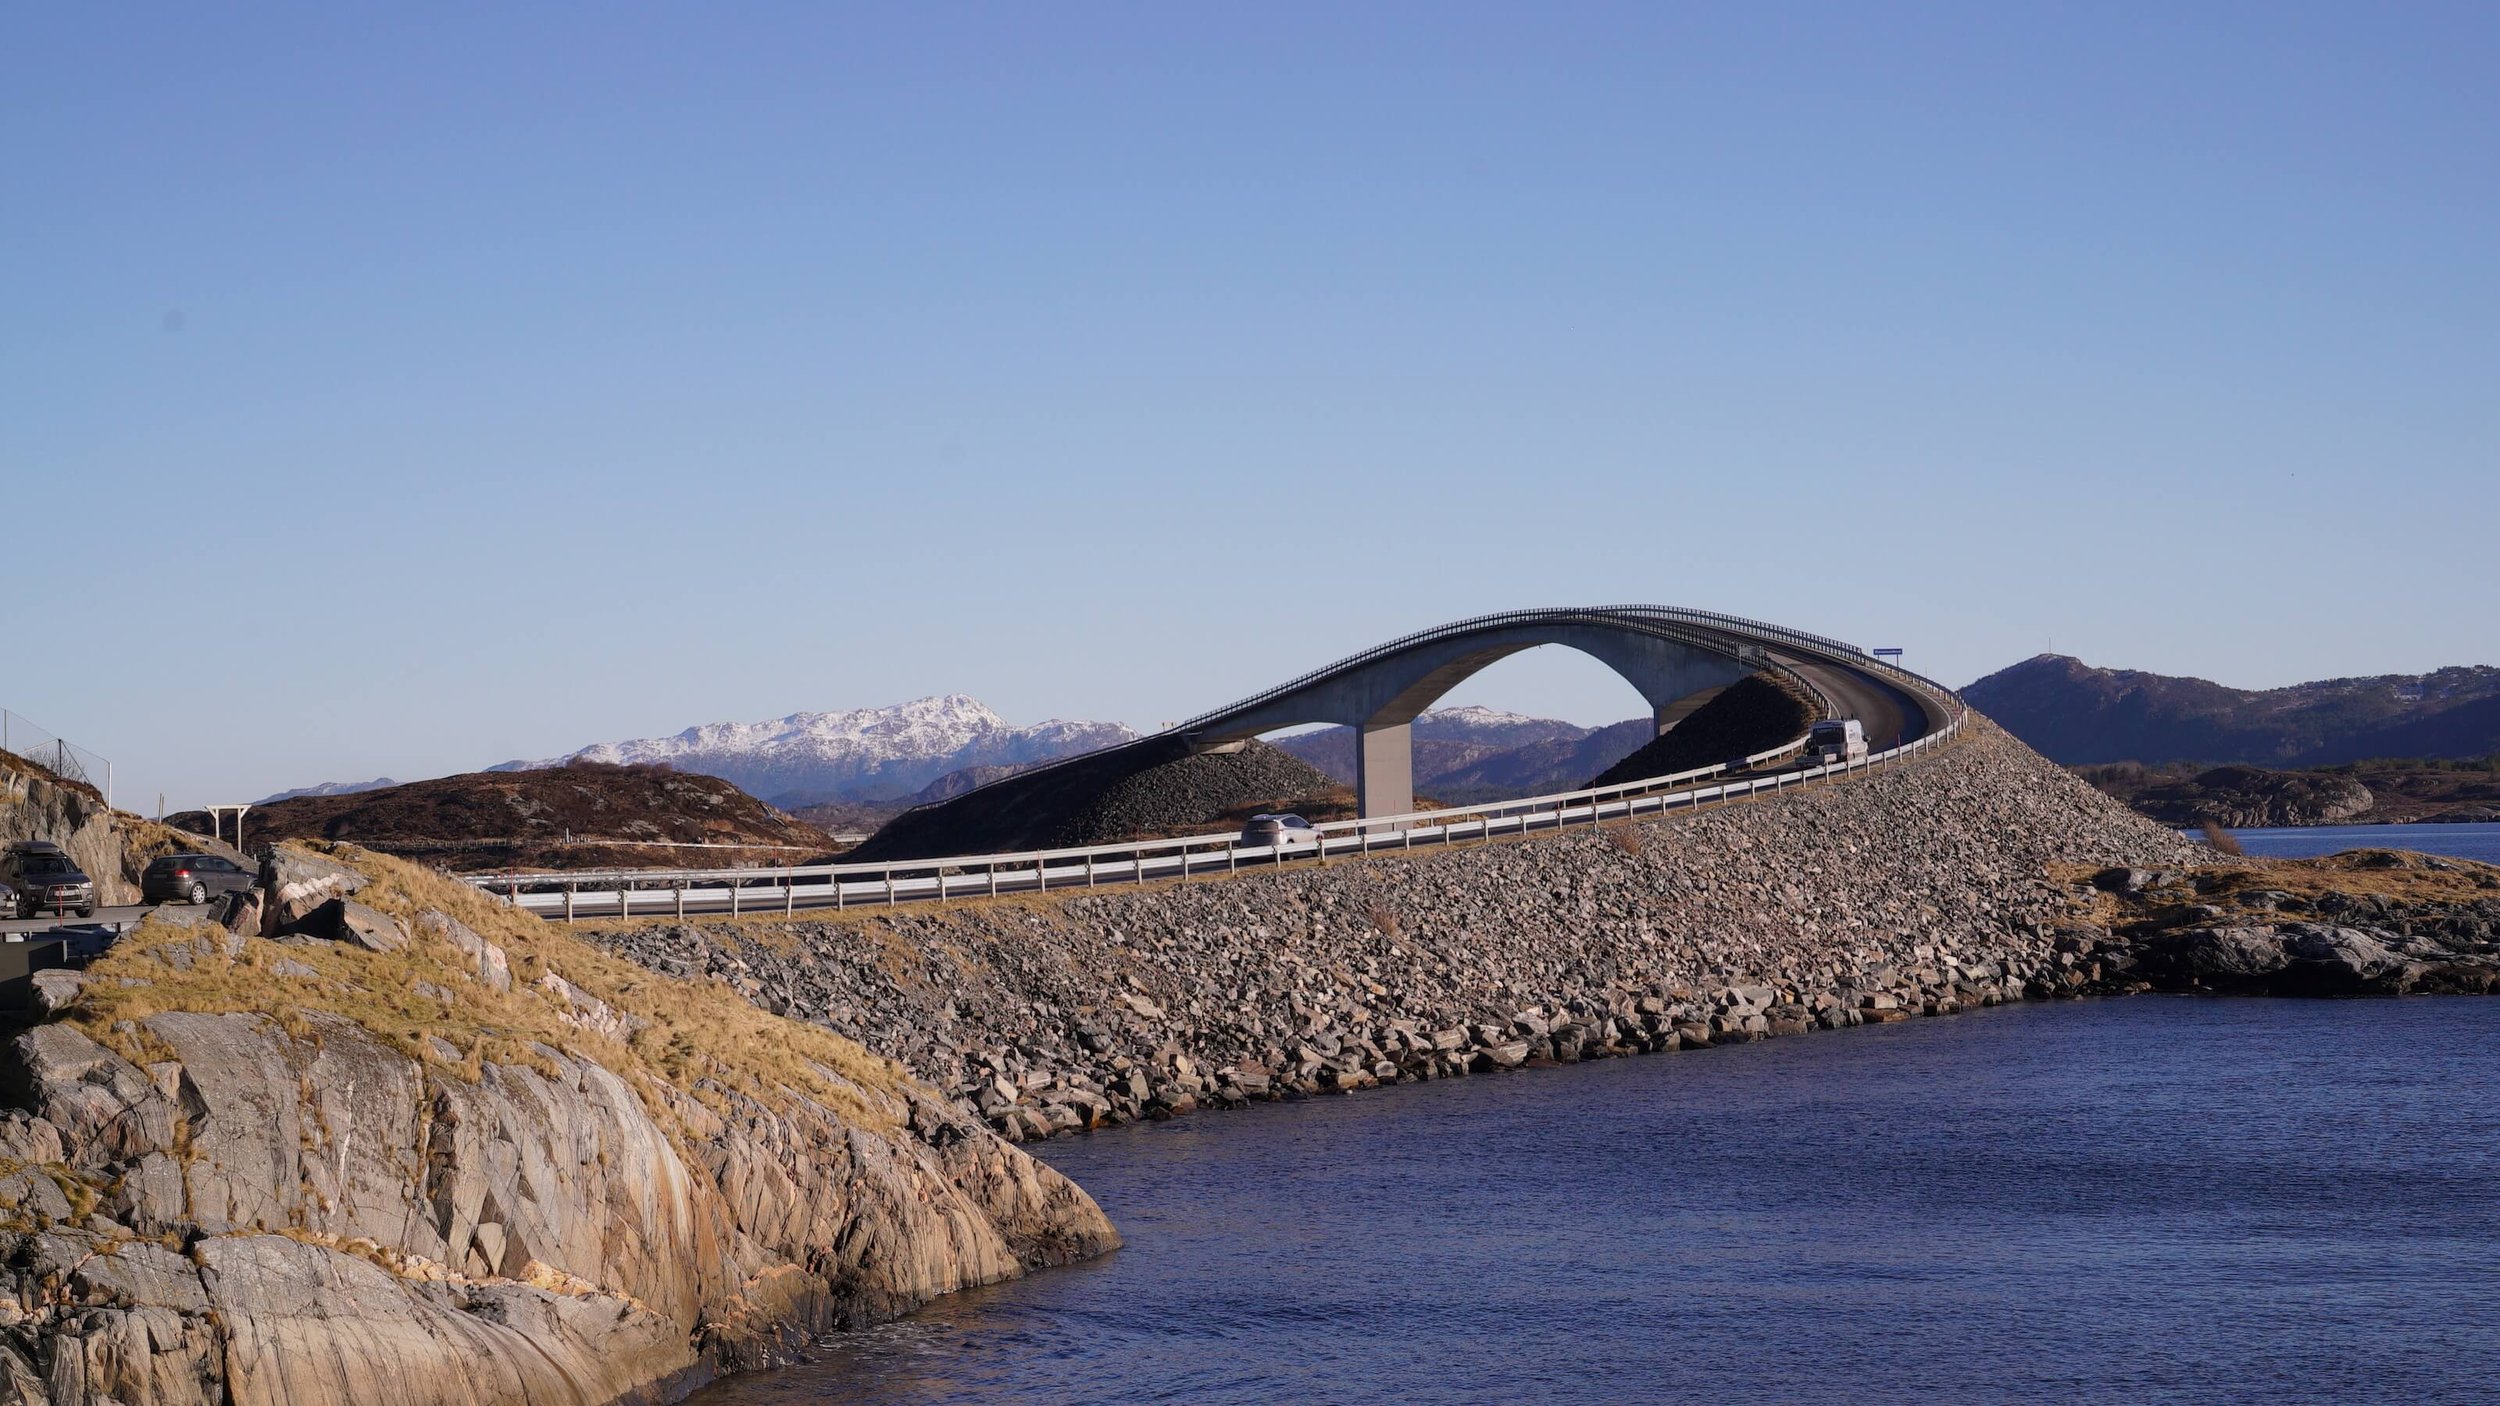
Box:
854;606;1946;862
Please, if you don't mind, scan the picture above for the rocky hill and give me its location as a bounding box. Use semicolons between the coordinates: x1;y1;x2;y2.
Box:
196;761;837;872
496;696;1137;807
0;842;1116;1403
2080;755;2500;826
2112;764;2378;828
1965;655;2500;766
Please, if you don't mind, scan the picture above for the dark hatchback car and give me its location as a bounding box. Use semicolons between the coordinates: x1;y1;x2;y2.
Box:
2;841;97;918
142;853;256;906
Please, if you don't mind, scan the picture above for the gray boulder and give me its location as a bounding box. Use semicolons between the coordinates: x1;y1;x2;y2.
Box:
259;846;368;935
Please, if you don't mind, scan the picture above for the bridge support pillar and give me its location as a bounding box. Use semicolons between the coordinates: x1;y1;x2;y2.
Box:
1355;720;1413;819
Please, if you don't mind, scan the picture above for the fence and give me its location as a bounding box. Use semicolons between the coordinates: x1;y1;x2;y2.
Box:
0;709;110;807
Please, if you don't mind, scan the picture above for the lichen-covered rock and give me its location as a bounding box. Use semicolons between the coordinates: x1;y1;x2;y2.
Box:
0;846;1119;1406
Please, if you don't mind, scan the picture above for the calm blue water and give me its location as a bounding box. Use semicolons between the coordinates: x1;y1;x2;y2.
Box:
2222;821;2500;864
694;998;2500;1405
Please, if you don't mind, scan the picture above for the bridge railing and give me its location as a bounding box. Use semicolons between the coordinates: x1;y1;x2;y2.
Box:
468;668;1969;923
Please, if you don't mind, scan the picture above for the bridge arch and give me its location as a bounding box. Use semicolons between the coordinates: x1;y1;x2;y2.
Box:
1180;612;1784;816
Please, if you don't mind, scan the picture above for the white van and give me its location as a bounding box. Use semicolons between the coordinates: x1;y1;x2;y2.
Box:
1807;719;1867;766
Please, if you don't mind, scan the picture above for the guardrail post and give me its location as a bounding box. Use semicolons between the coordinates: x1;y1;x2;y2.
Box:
563;885;575;923
1037;858;1047;893
729;880;740;918
885;870;896;906
1087;855;1096;888
785;866;794;915
675;886;685;920
836;876;846;910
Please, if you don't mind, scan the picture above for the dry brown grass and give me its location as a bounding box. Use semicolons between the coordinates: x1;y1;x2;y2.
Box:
66;844;912;1138
2199;822;2246;856
2209;850;2500;905
1359;902;1401;937
1601;821;1645;856
2054;849;2500;912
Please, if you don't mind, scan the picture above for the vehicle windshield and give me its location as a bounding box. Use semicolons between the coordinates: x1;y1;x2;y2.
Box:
23;857;78;875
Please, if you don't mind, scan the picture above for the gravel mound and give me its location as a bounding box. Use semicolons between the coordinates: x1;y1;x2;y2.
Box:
1040;741;1339;847
1588;672;1818;787
585;718;2218;1142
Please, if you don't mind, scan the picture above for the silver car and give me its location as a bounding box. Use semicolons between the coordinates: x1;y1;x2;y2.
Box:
1238;813;1321;854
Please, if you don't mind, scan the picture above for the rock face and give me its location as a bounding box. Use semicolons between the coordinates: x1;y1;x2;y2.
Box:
2126;764;2376;828
586;721;2219;1141
0;846;1116;1406
0;762;142;907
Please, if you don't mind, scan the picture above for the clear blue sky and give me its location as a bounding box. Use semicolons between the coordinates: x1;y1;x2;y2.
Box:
9;4;2496;808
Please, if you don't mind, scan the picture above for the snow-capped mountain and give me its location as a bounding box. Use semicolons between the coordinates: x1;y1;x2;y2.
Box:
494;695;1139;807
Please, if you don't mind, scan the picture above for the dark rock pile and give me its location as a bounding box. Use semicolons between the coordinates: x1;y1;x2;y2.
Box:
1588;672;1818;787
1038;741;1340;846
584;720;2217;1142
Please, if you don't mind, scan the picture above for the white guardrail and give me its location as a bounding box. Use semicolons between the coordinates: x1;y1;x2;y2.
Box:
470;667;1968;923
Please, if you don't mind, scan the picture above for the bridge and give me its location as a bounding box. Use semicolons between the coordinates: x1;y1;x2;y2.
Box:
1156;605;1933;817
855;605;1943;858
470;605;1964;920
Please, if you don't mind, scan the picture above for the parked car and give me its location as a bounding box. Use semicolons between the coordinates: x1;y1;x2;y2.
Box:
1238;813;1321;853
142;852;256;906
2;841;97;919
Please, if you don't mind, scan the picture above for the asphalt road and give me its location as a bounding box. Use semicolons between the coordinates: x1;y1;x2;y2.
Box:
1;903;155;938
1779;654;1941;753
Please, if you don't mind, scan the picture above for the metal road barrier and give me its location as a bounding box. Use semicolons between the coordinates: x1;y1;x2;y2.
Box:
469;667;1969;924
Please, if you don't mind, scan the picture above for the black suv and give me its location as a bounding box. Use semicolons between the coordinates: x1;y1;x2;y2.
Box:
2;841;96;918
142;852;256;906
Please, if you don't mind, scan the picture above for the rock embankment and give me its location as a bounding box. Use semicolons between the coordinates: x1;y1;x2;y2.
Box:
0;844;1115;1406
586;721;2215;1142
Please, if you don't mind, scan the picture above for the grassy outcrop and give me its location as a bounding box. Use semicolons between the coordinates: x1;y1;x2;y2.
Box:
1;843;1118;1406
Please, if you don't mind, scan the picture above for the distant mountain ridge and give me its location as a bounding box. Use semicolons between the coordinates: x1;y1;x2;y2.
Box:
1964;655;2500;766
252;777;399;805
495;695;1140;807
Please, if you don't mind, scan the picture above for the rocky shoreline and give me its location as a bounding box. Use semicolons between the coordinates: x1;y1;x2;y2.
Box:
573;721;2500;1148
0;845;1116;1405
7;720;2494;1406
